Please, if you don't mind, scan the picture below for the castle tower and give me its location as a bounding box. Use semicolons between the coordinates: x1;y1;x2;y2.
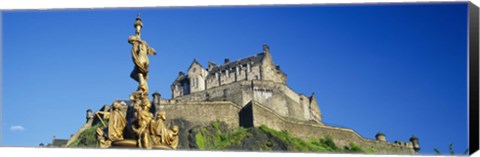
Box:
86;109;93;123
152;91;161;105
409;135;420;152
375;132;386;142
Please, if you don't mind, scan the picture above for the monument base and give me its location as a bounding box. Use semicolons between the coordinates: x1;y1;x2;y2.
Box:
111;139;137;148
111;139;174;150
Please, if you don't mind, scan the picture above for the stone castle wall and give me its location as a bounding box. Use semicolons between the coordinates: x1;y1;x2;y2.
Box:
248;101;415;154
153;99;416;154
156;101;242;129
172;80;320;122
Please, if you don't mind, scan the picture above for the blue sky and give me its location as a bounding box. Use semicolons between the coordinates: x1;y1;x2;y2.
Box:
1;3;469;154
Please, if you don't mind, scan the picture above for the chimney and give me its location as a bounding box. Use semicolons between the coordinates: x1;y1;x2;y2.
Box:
208;61;216;71
263;44;270;53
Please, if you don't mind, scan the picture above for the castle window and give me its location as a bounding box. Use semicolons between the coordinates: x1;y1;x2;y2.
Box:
195;78;199;87
237;66;241;75
226;70;230;78
191;79;196;88
192;78;196;88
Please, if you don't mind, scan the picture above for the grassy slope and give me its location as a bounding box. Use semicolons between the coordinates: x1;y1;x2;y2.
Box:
69;121;373;154
194;122;374;153
67;123;102;148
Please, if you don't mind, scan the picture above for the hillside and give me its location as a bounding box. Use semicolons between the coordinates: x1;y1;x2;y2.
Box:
68;121;373;154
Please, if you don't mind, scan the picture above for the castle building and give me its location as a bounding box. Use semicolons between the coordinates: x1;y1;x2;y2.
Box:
169;44;322;124
171;45;286;97
152;44;418;154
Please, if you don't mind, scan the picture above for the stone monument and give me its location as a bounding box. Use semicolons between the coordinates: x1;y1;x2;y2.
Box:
94;14;179;149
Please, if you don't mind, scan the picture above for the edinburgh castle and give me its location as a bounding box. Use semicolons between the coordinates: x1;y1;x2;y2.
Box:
67;44;420;154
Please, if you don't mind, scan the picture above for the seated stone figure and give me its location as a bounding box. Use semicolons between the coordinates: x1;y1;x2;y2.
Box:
150;111;179;149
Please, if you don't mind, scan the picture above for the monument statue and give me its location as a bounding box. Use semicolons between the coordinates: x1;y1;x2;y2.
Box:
94;14;179;150
150;112;179;148
94;101;127;148
150;112;168;145
129;14;157;93
96;127;111;148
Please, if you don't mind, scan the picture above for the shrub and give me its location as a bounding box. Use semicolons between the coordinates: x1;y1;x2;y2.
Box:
68;123;103;148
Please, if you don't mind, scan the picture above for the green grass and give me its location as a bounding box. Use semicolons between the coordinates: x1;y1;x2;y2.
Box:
195;121;251;150
346;143;363;153
258;125;373;153
195;132;206;150
68;123;103;148
259;125;337;152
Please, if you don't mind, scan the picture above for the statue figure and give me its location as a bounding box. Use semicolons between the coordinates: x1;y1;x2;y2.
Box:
129;14;157;93
95;14;179;150
96;127;111;148
95;101;127;142
108;102;127;141
150;112;168;145
131;104;154;148
130;91;143;112
149;111;179;149
165;125;179;149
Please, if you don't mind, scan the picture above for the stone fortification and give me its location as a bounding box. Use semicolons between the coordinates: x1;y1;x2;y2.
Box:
246;101;418;154
157;101;242;129
148;98;419;154
171;80;321;123
151;45;419;154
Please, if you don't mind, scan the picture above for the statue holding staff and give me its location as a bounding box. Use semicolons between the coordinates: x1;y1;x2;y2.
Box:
95;101;127;142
